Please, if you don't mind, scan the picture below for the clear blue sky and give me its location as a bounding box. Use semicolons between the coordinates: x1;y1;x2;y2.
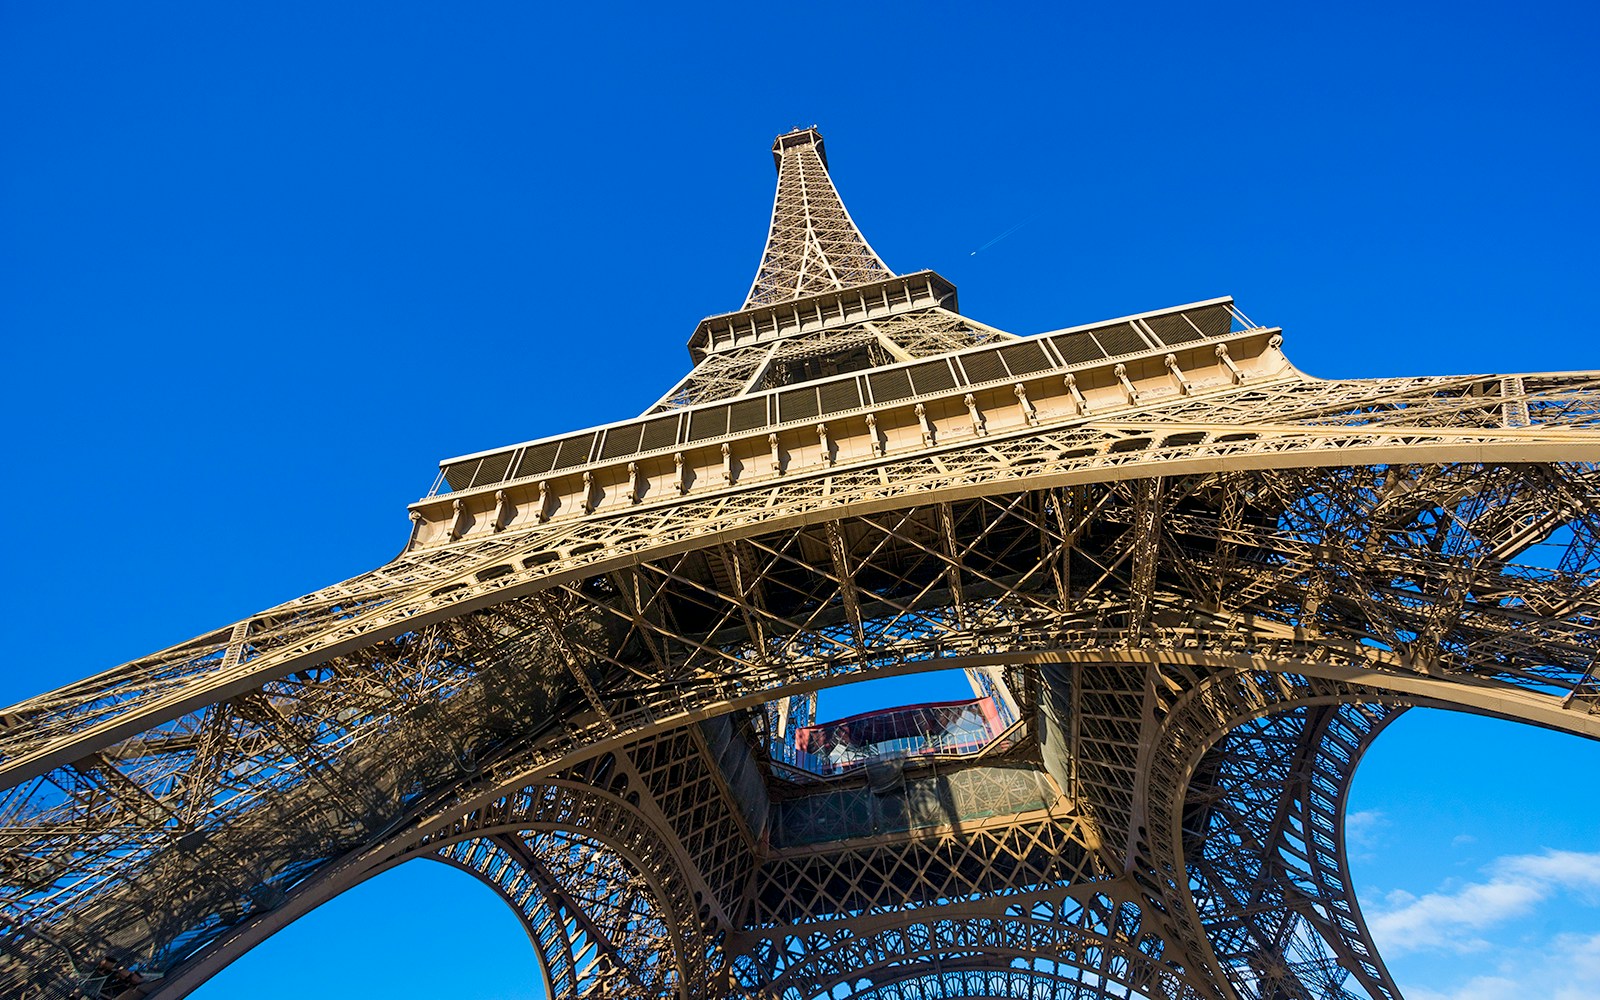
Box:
2;3;1596;997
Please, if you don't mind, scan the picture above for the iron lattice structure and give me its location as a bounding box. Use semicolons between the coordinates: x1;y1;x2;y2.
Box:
3;126;1599;1000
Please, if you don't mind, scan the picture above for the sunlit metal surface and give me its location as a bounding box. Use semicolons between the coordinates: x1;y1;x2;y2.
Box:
3;126;1598;1000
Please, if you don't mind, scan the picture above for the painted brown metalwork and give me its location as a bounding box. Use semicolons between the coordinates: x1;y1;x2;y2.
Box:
2;126;1598;1000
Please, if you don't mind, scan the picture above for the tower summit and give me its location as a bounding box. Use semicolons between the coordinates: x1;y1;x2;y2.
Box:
743;126;894;308
3;128;1598;1000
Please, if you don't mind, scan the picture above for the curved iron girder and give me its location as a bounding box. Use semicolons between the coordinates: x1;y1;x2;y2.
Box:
732;885;1208;1000
6;120;1600;1000
5;458;1600;994
150;659;1574;992
8;632;1596;998
830;965;1181;1000
1132;661;1600;1000
434;830;681;1000
431;838;563;1000
143;772;714;1000
407;783;719;998
1183;701;1405;1000
5;421;1596;788
384;775;721;1000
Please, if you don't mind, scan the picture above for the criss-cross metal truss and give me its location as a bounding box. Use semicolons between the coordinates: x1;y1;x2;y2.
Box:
3;125;1598;1000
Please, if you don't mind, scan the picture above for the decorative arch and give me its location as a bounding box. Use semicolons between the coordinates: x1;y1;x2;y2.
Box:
733;888;1207;1000
1133;662;1600;1000
434;830;682;999
826;965;1173;999
144;767;714;1000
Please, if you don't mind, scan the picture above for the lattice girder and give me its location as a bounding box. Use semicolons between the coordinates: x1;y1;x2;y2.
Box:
137;763;719;1000
5;128;1600;1000
1183;702;1404;1000
1131;667;1518;1000
435;830;683;1000
741;898;1202;1000
6;454;1600;995
741;128;893;310
744;807;1101;929
7;370;1597;791
655;307;1016;412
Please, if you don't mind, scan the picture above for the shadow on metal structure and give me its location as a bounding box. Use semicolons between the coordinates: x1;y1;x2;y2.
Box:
2;126;1598;1000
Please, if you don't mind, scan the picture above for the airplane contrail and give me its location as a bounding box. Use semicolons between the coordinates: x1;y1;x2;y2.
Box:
970;218;1031;255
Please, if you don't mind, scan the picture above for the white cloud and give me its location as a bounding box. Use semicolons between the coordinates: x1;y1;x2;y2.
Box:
1404;931;1600;1000
1345;809;1388;848
1495;849;1600;898
1368;879;1544;953
1366;849;1600;956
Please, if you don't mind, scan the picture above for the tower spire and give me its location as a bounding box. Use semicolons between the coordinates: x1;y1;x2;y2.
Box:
741;126;894;308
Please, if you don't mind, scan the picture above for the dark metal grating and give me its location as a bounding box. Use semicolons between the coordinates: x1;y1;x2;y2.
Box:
442;459;480;491
639;415;680;453
689;406;731;441
1187;303;1232;338
471;451;514;488
728;397;769;433
1094;324;1149;357
1049;333;1105;366
599;424;645;460
1142;312;1202;346
998;341;1052;375
550;433;597;471
818;378;863;416
779;386;820;422
959;351;1008;386
907;360;957;394
514;441;561;479
867;368;914;403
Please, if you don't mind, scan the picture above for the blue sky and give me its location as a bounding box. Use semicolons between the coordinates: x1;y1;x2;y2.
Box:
2;2;1596;997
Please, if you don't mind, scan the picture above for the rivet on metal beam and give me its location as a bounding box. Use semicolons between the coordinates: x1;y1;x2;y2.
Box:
1014;383;1038;425
963;394;987;436
1164;354;1194;395
1064;373;1090;415
1114;364;1140;405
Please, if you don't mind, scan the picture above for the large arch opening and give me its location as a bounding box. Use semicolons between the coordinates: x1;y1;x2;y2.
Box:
187;858;547;999
1142;656;1600;1000
1347;709;1600;999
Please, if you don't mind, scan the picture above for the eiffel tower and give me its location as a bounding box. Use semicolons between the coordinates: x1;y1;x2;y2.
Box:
4;126;1599;1000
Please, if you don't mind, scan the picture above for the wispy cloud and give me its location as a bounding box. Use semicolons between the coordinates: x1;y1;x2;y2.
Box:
1496;849;1600;900
1345;809;1388;849
1405;931;1600;1000
1367;849;1600;955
